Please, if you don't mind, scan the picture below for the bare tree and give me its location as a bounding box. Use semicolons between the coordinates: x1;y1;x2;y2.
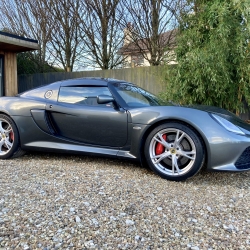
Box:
78;0;125;69
46;0;84;72
0;0;185;71
0;0;85;72
0;0;54;73
120;0;184;66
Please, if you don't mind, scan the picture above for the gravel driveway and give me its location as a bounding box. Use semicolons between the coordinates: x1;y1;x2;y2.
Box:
0;152;250;250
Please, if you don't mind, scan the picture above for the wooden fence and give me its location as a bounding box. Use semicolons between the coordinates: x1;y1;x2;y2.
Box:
17;66;250;119
18;66;167;95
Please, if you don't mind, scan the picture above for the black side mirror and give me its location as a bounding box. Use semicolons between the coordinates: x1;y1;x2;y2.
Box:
97;95;114;104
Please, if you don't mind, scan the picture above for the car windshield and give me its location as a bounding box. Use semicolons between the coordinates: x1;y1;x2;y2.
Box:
112;83;164;107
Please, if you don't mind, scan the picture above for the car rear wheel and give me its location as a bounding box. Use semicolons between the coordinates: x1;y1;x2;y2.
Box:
144;123;205;181
0;114;25;159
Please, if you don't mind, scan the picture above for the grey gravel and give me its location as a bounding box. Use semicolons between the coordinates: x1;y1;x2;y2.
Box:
0;152;250;249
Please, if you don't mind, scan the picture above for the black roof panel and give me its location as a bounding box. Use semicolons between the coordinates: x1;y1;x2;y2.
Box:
60;77;126;87
0;31;38;43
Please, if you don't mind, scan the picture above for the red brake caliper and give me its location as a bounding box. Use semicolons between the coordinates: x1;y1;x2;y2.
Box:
155;134;167;155
9;131;14;141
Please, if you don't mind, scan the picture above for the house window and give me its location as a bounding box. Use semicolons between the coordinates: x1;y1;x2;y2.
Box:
131;54;144;67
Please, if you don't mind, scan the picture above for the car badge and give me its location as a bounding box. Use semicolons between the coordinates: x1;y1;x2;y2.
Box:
45;90;53;99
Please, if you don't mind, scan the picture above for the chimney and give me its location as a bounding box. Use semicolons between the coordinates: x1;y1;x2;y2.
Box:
124;22;133;46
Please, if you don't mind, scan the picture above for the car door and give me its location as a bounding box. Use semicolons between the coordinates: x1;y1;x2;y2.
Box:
45;85;128;147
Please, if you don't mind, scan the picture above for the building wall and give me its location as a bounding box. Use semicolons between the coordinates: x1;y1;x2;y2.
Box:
0;50;17;96
123;53;151;68
123;50;177;68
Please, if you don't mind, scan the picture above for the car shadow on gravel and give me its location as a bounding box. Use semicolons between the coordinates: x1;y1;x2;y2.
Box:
19;151;145;170
187;167;250;189
18;151;250;189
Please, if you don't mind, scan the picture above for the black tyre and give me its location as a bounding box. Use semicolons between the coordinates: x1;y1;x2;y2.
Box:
0;114;25;159
144;122;205;181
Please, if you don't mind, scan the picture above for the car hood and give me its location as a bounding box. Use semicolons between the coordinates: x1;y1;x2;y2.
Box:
184;104;250;132
185;104;234;116
162;102;235;116
160;103;250;133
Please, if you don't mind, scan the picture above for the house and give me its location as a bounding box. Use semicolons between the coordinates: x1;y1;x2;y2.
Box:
0;31;39;96
118;26;177;68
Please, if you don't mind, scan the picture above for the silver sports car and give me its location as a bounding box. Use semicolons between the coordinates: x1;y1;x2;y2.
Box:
0;78;249;181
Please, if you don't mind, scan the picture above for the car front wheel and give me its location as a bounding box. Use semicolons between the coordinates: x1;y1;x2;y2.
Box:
144;123;205;181
0;114;25;159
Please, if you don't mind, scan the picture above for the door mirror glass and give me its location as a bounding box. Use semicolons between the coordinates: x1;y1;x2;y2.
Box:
97;95;114;104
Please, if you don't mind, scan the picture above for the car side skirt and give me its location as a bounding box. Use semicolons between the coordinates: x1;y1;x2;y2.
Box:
24;141;137;159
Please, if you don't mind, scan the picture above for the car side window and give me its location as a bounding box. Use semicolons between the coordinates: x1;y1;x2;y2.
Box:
58;86;112;107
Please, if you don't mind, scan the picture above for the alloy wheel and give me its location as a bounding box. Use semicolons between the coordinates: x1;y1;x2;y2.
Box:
149;128;197;176
0;118;14;156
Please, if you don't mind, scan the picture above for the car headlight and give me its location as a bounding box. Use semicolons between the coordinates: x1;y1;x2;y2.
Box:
211;114;245;135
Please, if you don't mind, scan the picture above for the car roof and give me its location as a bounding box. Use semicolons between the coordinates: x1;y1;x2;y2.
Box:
18;77;134;101
60;77;127;87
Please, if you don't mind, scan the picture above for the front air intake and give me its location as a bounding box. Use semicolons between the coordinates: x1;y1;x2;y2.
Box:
235;147;250;170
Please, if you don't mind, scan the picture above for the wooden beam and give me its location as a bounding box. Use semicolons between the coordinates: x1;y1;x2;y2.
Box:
4;52;17;96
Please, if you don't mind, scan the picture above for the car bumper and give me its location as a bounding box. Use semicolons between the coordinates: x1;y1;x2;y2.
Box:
207;133;250;172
